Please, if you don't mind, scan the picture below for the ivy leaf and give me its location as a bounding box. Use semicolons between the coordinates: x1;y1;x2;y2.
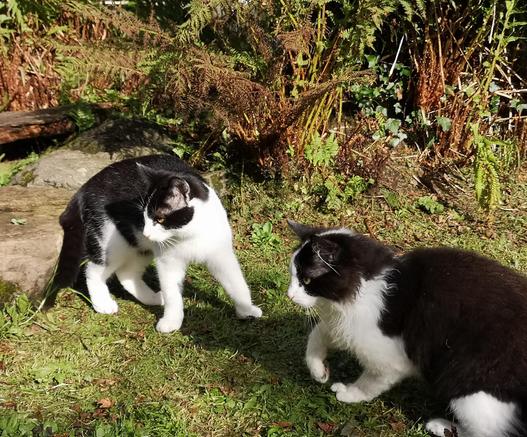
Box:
436;116;452;132
384;118;401;134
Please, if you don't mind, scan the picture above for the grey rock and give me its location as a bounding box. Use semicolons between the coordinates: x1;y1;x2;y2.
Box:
20;149;113;190
66;118;174;158
203;170;229;198
0;186;71;300
13;118;175;189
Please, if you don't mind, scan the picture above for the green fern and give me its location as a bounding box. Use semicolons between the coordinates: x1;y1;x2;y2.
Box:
176;0;239;44
472;124;502;211
304;132;339;168
5;0;28;32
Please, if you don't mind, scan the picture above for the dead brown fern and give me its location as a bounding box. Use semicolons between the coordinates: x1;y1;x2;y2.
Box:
0;36;61;111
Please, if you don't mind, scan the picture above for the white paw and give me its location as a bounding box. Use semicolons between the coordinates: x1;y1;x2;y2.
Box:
425;418;454;436
92;298;119;314
235;304;263;319
330;382;347;393
156;317;183;333
307;360;329;383
331;383;370;403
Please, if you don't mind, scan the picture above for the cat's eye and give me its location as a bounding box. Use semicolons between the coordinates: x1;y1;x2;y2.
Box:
303;277;311;285
156;217;165;224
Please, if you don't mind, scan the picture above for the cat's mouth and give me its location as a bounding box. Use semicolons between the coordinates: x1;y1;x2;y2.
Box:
144;233;172;244
287;285;318;308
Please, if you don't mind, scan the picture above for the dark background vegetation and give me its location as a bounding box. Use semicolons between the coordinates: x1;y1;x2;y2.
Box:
1;0;526;210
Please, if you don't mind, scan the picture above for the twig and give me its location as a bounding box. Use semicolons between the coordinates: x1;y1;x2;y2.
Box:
389;35;405;78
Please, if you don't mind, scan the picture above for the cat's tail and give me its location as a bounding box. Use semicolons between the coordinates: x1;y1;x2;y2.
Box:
42;195;85;309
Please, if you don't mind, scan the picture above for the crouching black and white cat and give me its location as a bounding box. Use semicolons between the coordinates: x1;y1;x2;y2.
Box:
49;155;262;333
287;220;527;437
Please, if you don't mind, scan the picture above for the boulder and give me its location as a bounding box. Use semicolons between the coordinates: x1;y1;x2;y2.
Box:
18;149;113;190
0;186;71;302
13;118;174;190
66;118;174;158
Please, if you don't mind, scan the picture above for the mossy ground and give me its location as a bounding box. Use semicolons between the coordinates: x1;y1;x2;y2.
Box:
2;160;527;436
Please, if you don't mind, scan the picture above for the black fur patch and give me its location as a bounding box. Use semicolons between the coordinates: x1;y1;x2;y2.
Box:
292;231;394;301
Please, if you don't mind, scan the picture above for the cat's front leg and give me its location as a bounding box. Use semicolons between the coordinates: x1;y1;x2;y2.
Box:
306;322;331;383
155;256;188;333
86;262;119;314
330;370;404;403
205;248;262;319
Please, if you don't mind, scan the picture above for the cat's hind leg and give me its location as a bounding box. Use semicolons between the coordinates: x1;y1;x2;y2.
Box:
115;251;163;306
205;247;262;319
86;261;119;314
446;391;522;437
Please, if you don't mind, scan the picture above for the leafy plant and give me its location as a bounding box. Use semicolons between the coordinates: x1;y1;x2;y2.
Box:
30;362;71;385
0;294;33;338
381;188;401;210
473;126;502;211
68;103;96;132
250;221;281;250
304;132;339;168
0;153;38;187
415;196;445;214
0;412;39;437
320;174;374;211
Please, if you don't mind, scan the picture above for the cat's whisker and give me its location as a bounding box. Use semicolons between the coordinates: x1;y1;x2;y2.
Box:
305;307;319;331
314;249;340;276
160;237;179;251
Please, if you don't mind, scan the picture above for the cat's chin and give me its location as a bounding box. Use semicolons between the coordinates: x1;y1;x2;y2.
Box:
291;297;318;308
145;234;174;244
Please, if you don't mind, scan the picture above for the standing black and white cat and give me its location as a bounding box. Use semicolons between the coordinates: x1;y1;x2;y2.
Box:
287;220;527;437
49;155;262;333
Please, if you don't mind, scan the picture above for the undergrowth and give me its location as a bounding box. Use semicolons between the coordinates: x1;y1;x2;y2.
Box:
1;0;525;211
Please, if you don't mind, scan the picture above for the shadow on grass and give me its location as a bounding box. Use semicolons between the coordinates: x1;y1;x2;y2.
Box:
70;266;444;425
177;281;444;424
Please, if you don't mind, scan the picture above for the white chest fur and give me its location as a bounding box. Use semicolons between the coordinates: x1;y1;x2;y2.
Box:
321;275;417;377
143;186;233;263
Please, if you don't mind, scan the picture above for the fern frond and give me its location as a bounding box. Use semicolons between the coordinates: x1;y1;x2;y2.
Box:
472;124;502;211
176;0;240;44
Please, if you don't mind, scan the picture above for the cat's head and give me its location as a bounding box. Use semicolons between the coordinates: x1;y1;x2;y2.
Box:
286;220;394;308
138;164;201;242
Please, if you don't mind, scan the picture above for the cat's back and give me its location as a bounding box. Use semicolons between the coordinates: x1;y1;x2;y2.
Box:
390;247;527;397
394;247;527;326
400;246;527;302
80;155;202;195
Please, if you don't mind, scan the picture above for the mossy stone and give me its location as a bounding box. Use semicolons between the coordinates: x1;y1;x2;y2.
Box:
0;279;18;305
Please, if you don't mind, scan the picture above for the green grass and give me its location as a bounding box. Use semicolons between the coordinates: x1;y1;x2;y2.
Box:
1;166;527;436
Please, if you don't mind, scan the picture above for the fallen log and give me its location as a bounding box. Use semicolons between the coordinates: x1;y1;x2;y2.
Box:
0;106;77;144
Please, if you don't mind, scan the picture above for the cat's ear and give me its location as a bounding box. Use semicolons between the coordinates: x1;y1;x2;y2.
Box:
165;177;190;210
311;235;341;265
136;163;158;181
287;220;320;240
